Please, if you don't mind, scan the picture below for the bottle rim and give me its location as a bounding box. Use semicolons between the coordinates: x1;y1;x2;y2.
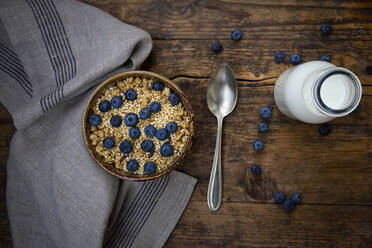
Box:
312;67;362;117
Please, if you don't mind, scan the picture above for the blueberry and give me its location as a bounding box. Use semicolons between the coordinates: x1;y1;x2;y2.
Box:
110;115;122;127
103;137;115;149
231;30;242;41
274;192;285;204
320;24;332;35
253;140;264;151
168;93;180;106
318;124;331;136
119;140;133;154
141;140;154;152
258;122;269;133
111;96;123;108
149;101;161;113
259;106;272;119
274;50;286;63
166;121;178;133
160;143;174;157
152;80;164;91
144;162;156;175
125;89;137;101
283;199;295;211
126;159;139;172
129;127;140;139
250;164;261;175
124;113;139;127
291;193;302;204
319;54;331;62
89;114;102;126
290;53;301;65
139;108;151;120
211;41;222;53
144;125;156;137
155;128;168;141
98;100;111;112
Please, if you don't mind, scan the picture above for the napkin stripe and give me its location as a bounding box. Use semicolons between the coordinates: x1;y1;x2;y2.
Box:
124;176;170;248
105;175;170;248
0;43;33;97
27;0;76;112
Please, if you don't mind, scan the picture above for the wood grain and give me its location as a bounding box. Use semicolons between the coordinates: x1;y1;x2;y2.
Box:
0;0;372;247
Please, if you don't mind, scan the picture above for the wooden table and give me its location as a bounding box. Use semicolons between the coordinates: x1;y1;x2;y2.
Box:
1;0;372;247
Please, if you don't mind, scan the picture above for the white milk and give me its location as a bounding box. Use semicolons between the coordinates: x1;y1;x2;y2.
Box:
274;61;362;124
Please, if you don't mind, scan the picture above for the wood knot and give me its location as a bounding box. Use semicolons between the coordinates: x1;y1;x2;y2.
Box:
244;168;277;201
365;65;372;75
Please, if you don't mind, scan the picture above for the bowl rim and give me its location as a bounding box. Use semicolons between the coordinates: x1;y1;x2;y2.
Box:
82;70;194;181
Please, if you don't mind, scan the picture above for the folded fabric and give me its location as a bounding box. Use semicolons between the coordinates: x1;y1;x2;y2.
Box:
0;0;197;247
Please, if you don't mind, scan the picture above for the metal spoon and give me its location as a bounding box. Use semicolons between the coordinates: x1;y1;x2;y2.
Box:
207;63;238;211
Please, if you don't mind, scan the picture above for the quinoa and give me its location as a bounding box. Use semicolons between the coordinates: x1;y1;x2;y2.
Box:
88;76;192;175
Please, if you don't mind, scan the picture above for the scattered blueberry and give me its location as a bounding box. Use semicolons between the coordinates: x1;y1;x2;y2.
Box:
126;159;139;172
144;162;156;175
168;93;180;106
125;89;137;101
124;113;139;127
155;128;168;141
119;140;133;154
152;80;164;91
291;193;302;204
253;140;264;151
166;121;178;133
251;164;262;175
320;24;332;35
274;50;286;63
274;192;285;204
319;54;331;62
110;115;122;127
111;96;123;108
283;199;295;211
129;127;141;139
211;41;222;53
89;114;102;126
103;137;115;149
259;106;272;119
144;125;156;137
258;122;269;133
141;140;154;152
149;101;161;113
290;53;301;65
98;100;111;112
231;30;242;41
160;143;174;157
139;108;151;120
318;124;331;136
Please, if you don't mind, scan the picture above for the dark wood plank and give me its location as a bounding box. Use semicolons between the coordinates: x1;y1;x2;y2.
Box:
81;0;372;40
166;201;372;248
142;39;372;84
0;105;14;247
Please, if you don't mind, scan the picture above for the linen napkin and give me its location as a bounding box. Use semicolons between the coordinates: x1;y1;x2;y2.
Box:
0;0;197;247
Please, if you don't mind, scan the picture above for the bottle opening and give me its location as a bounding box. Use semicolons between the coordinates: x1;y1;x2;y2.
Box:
313;68;362;117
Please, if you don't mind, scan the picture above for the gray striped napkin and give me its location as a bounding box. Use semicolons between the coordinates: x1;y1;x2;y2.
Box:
0;0;197;247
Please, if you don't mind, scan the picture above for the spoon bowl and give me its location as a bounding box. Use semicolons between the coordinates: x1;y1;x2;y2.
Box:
207;64;238;118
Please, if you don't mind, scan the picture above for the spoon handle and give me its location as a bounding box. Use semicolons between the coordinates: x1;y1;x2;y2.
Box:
207;117;223;211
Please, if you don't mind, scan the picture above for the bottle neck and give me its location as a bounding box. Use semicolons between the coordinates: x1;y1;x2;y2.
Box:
312;67;362;117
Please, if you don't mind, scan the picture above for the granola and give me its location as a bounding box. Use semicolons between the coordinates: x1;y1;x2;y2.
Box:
87;76;192;176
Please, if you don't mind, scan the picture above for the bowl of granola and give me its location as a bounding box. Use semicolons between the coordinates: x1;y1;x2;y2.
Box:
83;71;194;181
